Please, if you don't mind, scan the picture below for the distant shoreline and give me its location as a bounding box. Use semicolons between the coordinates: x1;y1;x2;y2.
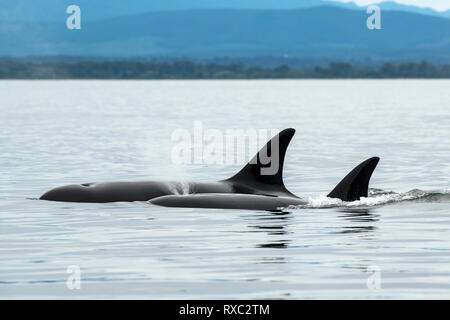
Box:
1;60;449;79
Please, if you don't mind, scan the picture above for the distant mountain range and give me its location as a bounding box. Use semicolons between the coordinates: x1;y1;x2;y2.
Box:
0;0;449;21
0;5;449;63
329;1;450;19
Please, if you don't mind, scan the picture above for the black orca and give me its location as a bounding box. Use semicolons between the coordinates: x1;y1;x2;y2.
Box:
40;128;380;210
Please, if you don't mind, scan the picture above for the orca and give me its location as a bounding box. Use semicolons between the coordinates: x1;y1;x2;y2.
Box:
40;128;380;210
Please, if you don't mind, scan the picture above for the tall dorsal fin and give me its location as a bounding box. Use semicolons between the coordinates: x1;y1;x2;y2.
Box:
327;157;380;201
225;128;296;196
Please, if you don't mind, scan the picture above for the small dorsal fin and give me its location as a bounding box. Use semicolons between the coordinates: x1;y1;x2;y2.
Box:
225;128;296;196
327;157;380;201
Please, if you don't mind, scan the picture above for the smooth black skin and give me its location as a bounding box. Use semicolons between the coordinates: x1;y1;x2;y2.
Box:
40;128;298;203
150;193;306;211
40;128;380;210
40;180;277;203
327;157;380;202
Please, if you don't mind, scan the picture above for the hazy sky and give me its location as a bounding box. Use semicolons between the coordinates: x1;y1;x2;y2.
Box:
333;0;450;11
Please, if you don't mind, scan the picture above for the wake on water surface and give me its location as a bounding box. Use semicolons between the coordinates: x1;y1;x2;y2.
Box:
287;188;450;210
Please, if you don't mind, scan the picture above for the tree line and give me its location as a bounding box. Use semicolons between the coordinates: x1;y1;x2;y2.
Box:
0;60;449;79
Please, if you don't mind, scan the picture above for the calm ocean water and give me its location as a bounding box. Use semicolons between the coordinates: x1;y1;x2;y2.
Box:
0;80;449;299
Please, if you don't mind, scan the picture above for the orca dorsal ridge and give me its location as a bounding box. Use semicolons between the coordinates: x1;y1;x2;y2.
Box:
327;157;380;202
225;128;297;197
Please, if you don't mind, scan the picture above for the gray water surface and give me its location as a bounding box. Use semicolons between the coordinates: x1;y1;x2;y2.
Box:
0;80;449;299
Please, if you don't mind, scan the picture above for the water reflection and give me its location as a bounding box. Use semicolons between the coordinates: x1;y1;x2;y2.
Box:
256;242;289;249
337;208;379;234
337;208;381;275
245;210;293;251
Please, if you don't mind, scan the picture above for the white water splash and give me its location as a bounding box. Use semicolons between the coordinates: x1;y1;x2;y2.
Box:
288;189;450;209
307;195;344;208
